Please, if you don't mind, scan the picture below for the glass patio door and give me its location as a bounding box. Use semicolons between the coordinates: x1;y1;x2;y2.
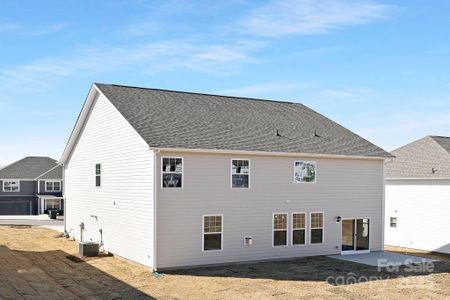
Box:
341;218;370;253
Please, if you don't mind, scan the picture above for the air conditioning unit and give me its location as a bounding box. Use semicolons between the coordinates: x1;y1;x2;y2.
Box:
244;236;253;246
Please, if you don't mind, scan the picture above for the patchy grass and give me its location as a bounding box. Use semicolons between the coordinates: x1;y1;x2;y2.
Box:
0;226;449;299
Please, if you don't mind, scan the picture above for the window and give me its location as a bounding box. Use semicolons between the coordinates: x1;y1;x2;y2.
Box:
292;213;306;245
231;159;249;188
45;181;61;192
162;157;183;188
294;161;316;183
45;199;62;210
390;217;397;228
310;213;324;244
2;180;19;192
273;213;288;246
203;215;222;251
95;164;101;187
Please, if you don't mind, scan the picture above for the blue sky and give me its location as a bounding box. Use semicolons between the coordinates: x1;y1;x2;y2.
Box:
1;0;450;165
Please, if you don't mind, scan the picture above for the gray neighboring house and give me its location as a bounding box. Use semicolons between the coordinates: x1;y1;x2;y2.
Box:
385;136;450;254
0;157;63;215
61;83;392;270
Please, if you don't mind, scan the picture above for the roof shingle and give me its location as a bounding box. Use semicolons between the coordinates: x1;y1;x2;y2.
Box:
385;136;450;179
95;83;391;158
0;157;61;179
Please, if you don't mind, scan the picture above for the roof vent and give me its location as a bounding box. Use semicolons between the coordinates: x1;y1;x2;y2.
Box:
314;130;320;137
432;168;437;174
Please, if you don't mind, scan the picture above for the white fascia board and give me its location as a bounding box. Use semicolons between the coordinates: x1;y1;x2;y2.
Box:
153;147;389;161
60;84;100;164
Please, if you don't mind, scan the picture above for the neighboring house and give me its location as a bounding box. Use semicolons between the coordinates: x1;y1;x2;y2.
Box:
385;136;450;254
0;157;64;215
61;83;391;270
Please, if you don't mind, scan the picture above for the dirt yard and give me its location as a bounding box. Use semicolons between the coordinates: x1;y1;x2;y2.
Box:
0;226;449;299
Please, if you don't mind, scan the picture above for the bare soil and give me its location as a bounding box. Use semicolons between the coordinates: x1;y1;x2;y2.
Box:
0;226;449;299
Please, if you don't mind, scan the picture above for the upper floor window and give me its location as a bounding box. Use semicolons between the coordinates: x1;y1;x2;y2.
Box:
390;217;397;228
231;159;249;188
294;161;316;183
2;180;20;192
45;181;61;192
162;157;183;188
95;164;101;187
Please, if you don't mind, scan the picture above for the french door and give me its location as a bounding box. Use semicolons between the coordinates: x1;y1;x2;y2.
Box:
341;218;370;254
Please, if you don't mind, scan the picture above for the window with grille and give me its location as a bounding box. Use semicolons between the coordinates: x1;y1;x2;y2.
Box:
310;212;324;244
203;215;222;251
292;213;306;245
273;213;288;246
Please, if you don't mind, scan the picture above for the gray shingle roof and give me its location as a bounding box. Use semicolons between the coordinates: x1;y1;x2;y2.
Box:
385;136;450;179
95;83;391;158
0;157;61;179
36;165;63;180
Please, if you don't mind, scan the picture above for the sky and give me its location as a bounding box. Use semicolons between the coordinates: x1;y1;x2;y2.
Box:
1;0;450;166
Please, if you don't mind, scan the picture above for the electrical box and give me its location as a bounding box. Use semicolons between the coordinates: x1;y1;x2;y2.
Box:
244;236;253;246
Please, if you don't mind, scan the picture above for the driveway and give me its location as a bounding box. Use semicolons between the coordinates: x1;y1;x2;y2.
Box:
0;217;64;232
0;226;449;299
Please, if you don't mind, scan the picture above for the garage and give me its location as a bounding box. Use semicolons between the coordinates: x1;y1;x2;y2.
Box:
0;200;32;215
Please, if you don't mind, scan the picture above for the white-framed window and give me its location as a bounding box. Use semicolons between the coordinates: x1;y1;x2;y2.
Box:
2;180;20;192
203;215;223;251
292;213;306;245
45;181;61;192
273;213;288;246
390;217;397;228
294;161;317;183
231;159;249;188
162;157;183;188
95;163;101;187
45;199;62;210
310;212;324;244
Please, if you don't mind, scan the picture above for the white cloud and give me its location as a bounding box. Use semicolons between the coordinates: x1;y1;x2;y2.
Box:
120;21;160;37
0;40;263;90
27;23;68;36
241;0;394;37
0;23;21;32
217;81;302;97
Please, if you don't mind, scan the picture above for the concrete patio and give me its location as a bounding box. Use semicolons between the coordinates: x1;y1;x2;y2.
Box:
328;251;437;267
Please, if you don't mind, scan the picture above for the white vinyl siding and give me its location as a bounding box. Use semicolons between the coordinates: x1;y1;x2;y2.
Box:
156;151;384;269
385;179;450;254
64;92;154;268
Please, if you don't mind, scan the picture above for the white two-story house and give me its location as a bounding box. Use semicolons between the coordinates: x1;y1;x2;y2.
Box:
60;83;392;270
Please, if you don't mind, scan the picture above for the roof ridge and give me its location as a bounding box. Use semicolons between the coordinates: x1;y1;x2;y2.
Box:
94;82;299;105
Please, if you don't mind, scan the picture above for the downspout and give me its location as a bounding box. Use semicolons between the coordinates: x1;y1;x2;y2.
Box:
62;163;67;235
381;160;386;252
152;149;160;271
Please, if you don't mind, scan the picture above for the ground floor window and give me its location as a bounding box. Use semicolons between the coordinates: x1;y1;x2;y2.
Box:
310;212;324;244
273;213;288;246
203;215;222;251
45;199;62;210
292;213;306;245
